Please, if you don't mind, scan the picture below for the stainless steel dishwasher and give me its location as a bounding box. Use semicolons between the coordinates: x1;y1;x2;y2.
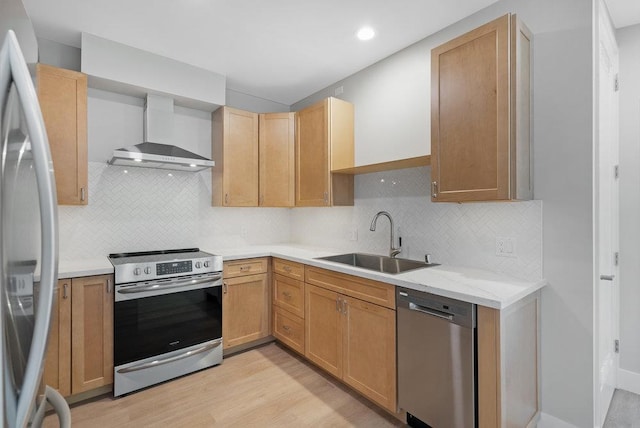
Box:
397;287;476;428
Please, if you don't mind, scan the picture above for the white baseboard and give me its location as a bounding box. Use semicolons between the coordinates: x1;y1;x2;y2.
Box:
618;368;640;395
536;412;580;428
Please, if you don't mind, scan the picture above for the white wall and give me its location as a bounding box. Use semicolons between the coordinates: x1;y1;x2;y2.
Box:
292;0;595;425
616;23;640;384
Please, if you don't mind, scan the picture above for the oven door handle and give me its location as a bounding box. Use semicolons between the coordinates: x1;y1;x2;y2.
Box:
116;339;223;374
117;275;222;295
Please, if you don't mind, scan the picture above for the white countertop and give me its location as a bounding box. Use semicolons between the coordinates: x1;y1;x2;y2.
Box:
203;244;546;310
58;257;114;279
57;244;546;310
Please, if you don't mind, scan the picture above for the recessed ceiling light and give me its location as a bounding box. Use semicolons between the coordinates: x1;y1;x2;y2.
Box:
357;27;375;41
133;158;142;162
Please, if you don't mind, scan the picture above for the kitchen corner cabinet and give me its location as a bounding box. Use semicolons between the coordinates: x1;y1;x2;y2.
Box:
43;275;113;397
304;267;396;412
36;63;88;205
295;97;354;206
222;258;270;349
431;14;532;202
259;113;295;207
212;107;259;206
272;258;306;354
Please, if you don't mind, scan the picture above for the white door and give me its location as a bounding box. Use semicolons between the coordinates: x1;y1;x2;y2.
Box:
596;3;620;426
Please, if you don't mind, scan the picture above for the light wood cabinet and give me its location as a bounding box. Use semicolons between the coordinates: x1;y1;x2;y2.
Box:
212;107;259;206
295;97;354;206
44;275;113;397
222;258;270;350
43;280;71;397
341;295;396;412
36;64;88;205
259;112;295;207
272;258;306;355
431;14;532;202
71;275;114;394
304;268;397;413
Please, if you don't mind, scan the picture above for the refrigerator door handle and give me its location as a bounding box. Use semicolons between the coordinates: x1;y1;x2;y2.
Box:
31;386;71;428
1;31;60;427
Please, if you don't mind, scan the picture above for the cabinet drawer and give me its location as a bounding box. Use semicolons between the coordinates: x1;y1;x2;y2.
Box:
272;258;304;281
224;258;269;278
305;266;395;309
273;274;304;318
273;306;304;355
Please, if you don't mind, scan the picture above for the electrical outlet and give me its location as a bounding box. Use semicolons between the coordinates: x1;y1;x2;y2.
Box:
347;227;358;241
496;237;517;258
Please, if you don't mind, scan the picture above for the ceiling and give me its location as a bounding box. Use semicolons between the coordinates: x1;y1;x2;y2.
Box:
605;0;640;29
22;0;499;106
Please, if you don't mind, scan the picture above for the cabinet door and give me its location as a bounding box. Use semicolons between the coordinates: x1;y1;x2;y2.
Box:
259;112;295;207
36;64;87;205
431;15;510;202
341;295;397;412
305;284;342;377
212;107;259;206
222;273;270;349
43;280;71;397
71;275;114;394
296;99;330;206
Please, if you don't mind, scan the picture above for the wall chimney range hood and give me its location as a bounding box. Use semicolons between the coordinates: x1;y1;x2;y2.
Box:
108;94;214;172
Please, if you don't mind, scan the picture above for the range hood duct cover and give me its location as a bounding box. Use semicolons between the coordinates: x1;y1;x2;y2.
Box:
108;94;214;172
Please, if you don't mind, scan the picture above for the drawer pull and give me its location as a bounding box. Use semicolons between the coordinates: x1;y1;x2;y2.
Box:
282;291;292;299
283;266;292;272
282;325;291;332
240;266;251;272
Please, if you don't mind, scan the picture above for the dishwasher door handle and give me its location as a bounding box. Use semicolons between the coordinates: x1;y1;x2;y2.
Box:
409;302;454;321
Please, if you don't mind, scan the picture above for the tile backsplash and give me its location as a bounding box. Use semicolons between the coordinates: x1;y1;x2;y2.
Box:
57;162;291;260
59;163;542;280
290;167;543;280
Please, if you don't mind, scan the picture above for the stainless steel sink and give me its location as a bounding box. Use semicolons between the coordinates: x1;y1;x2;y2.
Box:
316;253;438;274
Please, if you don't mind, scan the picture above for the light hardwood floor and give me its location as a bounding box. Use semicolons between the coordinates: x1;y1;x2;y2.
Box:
44;343;404;427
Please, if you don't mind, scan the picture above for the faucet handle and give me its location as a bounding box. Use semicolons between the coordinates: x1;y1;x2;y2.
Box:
425;254;432;264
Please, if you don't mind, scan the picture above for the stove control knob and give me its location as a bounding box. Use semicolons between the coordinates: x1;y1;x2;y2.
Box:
204;261;210;268
134;268;141;276
144;267;151;274
195;262;202;269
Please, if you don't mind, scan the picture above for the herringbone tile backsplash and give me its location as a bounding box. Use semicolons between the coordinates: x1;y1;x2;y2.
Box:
59;163;542;280
290;167;543;280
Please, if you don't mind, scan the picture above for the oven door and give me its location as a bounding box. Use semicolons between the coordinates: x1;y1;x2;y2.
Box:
114;273;222;367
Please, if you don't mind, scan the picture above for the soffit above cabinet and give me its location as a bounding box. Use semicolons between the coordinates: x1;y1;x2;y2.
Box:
81;33;225;111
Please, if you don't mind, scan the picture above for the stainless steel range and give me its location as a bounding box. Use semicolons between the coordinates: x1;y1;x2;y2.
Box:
108;248;223;396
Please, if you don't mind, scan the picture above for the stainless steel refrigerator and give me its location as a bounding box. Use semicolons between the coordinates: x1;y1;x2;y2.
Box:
1;29;71;427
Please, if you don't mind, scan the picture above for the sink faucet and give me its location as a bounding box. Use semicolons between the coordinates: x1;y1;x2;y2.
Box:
370;211;401;258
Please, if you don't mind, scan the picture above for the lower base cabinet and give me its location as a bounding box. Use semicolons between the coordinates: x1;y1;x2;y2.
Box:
304;278;397;413
44;274;114;396
222;258;271;350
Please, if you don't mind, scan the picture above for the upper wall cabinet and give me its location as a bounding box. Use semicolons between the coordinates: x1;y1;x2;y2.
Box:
259;112;295;207
296;97;354;206
431;14;532;202
212;107;259;207
37;64;88;205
